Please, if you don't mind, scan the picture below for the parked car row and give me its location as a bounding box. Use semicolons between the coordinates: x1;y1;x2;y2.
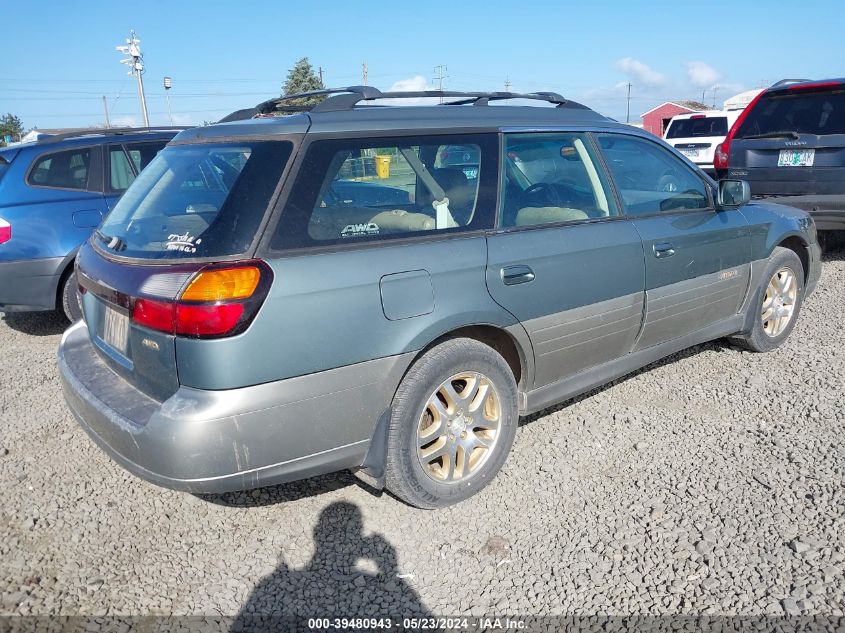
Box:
49;86;821;508
0;128;180;320
665;77;845;236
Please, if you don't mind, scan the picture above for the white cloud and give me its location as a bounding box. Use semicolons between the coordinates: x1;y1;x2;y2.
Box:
109;115;140;128
387;75;432;92
615;58;668;87
685;61;721;89
378;75;439;106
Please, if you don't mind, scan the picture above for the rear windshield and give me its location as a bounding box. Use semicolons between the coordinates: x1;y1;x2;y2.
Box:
665;117;728;139
735;88;845;138
95;141;291;259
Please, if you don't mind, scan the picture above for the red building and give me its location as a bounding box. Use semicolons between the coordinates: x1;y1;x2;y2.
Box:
641;100;711;137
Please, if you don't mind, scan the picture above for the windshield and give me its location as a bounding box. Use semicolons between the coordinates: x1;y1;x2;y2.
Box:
665;117;728;139
735;88;845;138
96;141;292;259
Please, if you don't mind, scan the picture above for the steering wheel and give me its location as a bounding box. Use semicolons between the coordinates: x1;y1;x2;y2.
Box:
522;182;571;207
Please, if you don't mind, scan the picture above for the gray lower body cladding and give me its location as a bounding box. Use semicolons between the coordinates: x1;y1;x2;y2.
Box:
58;320;415;493
0;256;64;312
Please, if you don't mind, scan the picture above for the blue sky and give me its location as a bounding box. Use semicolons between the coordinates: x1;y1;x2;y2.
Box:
2;0;843;130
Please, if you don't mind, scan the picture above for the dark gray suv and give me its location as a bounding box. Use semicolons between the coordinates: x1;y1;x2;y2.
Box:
59;87;822;508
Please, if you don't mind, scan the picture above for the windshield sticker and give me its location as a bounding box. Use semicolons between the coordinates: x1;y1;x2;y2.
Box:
165;232;202;253
341;222;379;238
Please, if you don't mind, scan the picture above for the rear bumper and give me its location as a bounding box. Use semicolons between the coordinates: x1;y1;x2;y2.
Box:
753;195;845;231
58;320;413;494
0;257;64;312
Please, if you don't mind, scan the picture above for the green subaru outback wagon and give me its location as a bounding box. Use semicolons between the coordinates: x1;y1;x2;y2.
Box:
59;87;821;508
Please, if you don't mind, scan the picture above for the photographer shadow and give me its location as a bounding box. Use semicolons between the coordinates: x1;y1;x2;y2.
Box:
232;501;430;630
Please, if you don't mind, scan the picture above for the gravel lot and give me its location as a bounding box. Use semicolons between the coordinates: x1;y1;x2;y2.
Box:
1;245;843;620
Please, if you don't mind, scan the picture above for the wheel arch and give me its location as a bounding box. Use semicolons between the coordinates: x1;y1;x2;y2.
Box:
53;247;81;310
774;235;810;285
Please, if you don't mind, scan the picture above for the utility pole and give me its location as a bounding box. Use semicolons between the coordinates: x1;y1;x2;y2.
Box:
318;66;324;86
362;62;368;85
163;76;173;126
504;76;512;92
102;95;111;128
712;85;719;109
434;64;448;103
115;30;149;127
626;82;632;124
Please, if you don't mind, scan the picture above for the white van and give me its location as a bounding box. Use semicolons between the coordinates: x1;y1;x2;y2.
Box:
664;110;741;175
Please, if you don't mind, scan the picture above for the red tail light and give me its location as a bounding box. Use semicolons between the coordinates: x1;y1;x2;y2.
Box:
131;261;272;338
714;89;767;171
0;218;10;244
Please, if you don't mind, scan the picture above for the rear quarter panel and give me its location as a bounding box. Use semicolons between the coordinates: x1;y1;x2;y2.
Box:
175;236;519;390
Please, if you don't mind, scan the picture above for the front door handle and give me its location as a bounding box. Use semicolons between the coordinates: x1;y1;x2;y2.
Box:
501;265;535;285
653;242;676;259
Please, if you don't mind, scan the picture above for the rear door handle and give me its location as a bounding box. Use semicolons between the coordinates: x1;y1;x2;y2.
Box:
501;265;535;285
653;242;675;258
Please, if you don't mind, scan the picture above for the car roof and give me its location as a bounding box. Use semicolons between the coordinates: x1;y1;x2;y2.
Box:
10;128;182;155
175;102;631;143
766;77;845;94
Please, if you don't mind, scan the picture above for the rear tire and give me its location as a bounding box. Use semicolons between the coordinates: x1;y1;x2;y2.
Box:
731;247;804;353
384;338;519;509
61;271;83;323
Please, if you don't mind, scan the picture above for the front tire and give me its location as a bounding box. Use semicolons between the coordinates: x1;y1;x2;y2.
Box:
384;338;519;509
732;247;804;353
61;271;83;323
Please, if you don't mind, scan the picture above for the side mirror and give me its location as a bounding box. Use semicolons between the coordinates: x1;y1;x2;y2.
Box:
717;179;751;209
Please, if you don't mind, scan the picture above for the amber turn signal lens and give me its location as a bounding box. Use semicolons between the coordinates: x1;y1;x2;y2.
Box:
180;266;261;302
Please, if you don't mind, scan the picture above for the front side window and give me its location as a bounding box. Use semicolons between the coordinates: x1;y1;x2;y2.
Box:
500;133;618;228
596;134;710;215
28;147;91;190
273;134;497;249
96;141;292;259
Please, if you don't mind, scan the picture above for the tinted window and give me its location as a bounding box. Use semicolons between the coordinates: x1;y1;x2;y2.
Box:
736;89;845;137
666;117;728;138
500;133;618;228
273;134;497;249
109;146;135;191
597;134;710;215
28;148;91;190
96;141;291;259
108;141;169;192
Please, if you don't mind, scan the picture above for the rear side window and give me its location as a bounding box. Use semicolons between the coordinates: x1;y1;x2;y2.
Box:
95;141;292;259
500;132;618;228
665;117;728;139
736;89;845;137
28;148;91;190
0;158;9;184
597;134;710;215
272;134;497;250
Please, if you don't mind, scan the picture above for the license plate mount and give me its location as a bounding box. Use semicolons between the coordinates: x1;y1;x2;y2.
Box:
102;304;129;355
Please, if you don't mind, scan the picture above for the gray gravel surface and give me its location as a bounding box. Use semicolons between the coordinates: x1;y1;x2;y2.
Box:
1;246;843;619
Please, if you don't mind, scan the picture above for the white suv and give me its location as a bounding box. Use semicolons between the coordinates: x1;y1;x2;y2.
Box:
664;110;741;176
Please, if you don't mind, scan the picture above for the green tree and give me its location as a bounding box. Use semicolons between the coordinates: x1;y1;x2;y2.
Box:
0;113;24;146
280;57;325;109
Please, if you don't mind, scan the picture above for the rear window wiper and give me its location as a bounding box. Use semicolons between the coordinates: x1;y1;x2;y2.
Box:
739;131;801;140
